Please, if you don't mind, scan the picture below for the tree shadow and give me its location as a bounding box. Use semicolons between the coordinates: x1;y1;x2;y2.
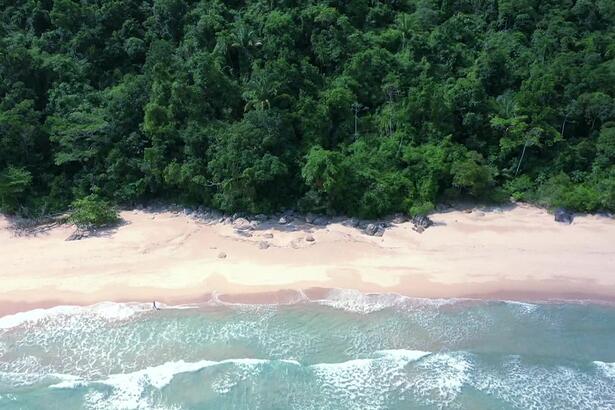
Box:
5;214;69;237
66;219;130;241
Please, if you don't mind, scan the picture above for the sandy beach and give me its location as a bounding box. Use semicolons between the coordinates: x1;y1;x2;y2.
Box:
1;203;614;315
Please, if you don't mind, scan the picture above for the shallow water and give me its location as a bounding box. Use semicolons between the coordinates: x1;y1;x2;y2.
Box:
1;289;614;409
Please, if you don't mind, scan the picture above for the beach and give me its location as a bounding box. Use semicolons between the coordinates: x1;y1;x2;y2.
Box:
2;204;615;409
1;203;614;315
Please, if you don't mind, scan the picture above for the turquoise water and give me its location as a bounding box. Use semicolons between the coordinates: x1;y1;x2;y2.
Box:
1;289;614;409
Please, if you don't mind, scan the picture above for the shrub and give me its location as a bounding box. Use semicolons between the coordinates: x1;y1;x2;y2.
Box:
409;201;435;217
69;194;119;229
0;166;32;214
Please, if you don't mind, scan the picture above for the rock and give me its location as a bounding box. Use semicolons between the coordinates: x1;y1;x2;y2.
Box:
223;217;232;224
305;234;315;242
313;216;329;226
254;214;268;222
263;233;274;239
365;223;385;237
279;216;292;225
217;252;227;259
412;215;433;233
305;213;316;224
258;241;270;249
345;218;360;228
233;217;252;230
391;213;408;224
554;208;574;224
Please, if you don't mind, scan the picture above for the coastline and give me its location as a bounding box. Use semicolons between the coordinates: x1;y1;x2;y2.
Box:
1;203;615;316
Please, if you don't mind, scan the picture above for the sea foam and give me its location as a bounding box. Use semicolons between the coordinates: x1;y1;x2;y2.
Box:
0;302;152;330
594;361;615;379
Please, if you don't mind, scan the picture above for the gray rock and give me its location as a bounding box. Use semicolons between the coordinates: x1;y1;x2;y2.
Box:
412;215;433;233
365;223;385;237
554;208;574;224
263;233;274;239
233;217;252;230
313;216;329;226
305;213;316;224
305;234;315;242
258;241;270;249
223;217;232;224
217;252;227;259
344;218;360;228
254;214;268;222
279;216;292;225
391;213;408;224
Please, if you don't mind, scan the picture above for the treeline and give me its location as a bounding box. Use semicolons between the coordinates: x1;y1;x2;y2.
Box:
1;0;614;218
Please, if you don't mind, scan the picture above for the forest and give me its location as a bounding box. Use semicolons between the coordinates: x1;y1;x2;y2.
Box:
1;0;614;219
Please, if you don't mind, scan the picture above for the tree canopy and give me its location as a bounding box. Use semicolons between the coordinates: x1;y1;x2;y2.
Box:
1;0;614;217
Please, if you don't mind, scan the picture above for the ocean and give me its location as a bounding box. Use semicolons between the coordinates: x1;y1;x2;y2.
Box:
1;289;614;410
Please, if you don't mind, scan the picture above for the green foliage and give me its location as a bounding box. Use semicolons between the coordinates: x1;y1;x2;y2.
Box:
0;167;32;213
1;0;614;217
69;195;119;229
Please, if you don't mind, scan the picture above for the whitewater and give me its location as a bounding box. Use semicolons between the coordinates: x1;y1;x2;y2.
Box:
1;290;614;409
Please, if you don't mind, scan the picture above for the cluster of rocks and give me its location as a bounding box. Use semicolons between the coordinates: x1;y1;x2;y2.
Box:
137;203;437;239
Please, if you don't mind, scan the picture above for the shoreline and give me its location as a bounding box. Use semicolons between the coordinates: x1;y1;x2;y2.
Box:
2;203;615;316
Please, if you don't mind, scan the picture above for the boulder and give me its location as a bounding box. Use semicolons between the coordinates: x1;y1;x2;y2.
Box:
258;241;270;249
305;234;315;242
263;233;274;239
391;213;409;224
313;216;329;226
217;252;227;259
232;217;252;230
344;218;360;228
279;216;292;225
554;208;574;224
365;223;385;237
412;215;433;233
305;213;316;224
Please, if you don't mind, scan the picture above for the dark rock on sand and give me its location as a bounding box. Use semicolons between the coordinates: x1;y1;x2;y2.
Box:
344;218;360;228
554;208;574;224
412;215;433;233
258;241;270;249
365;223;385;237
391;213;409;224
305;234;315;242
217;251;227;259
232;218;252;230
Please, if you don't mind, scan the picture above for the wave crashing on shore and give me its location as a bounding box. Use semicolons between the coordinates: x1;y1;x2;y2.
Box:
1;290;615;409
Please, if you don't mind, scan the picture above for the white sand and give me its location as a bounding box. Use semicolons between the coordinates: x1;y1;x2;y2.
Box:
1;204;614;314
